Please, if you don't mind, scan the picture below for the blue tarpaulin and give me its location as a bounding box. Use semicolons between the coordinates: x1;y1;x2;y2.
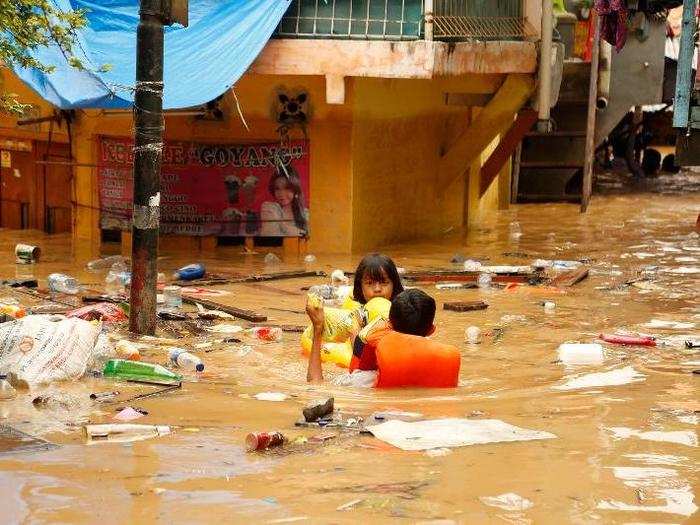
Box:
12;0;290;109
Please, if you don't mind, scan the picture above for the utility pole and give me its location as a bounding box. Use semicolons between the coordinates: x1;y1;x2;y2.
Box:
130;0;187;335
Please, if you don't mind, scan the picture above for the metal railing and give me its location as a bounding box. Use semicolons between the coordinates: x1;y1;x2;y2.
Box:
274;0;529;41
432;0;529;40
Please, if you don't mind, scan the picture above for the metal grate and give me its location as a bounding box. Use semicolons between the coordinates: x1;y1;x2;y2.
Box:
274;0;530;41
432;16;531;39
432;0;531;40
275;0;423;40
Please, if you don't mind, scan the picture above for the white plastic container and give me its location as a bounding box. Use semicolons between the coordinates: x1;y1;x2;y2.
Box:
465;326;481;344
557;343;604;365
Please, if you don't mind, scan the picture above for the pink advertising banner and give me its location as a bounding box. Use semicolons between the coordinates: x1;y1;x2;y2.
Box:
98;137;310;237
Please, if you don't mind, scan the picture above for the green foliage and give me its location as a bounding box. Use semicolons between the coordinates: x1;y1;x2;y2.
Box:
0;0;88;114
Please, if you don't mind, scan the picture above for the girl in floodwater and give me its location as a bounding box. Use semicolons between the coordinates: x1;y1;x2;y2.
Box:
352;253;404;304
260;166;308;237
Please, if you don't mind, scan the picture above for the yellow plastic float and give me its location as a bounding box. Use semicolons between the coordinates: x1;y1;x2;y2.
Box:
300;296;391;368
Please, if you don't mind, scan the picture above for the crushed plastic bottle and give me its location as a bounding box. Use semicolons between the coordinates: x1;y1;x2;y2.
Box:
477;273;492;289
463;259;483;271
330;269;348;286
87;255;127;271
163;286;182;308
508;221;522;239
173;263;205;281
105;261;130;295
48;273;80;294
264;253;281;265
304;254;317;264
168;348;204;372
246;326;283;342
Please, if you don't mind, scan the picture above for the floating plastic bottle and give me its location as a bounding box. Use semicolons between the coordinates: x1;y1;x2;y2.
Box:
103;359;181;384
246;431;285;452
508;221;522;239
168;348;204;372
463;259;483;271
330;269;348;286
48;273;79;294
543;301;556;312
84;424;171;444
163;286;182;308
477;273;492;289
246;326;283;342
465;326;481;344
106;261;130;295
173;263;205;281
303;254;317;263
87;255;127;271
0;375;17;400
264;253;281;265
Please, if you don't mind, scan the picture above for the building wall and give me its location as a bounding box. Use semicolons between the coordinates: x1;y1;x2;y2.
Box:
350;75;508;251
3;66;521;254
72;73;355;254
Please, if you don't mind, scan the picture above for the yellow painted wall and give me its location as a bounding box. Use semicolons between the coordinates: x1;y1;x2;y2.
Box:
350;75;508;251
72;73;355;254
4;63;522;254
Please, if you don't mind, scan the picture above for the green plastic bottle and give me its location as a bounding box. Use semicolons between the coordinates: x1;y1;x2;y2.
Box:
103;359;182;384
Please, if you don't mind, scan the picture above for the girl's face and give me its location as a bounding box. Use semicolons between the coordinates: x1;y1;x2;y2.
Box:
361;268;394;301
273;178;295;207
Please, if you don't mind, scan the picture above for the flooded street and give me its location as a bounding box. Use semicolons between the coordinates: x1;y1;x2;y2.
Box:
0;178;698;524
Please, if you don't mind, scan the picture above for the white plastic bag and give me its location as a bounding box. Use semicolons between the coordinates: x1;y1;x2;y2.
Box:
0;315;102;385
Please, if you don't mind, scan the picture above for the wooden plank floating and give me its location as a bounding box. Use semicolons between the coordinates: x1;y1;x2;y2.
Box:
443;301;489;312
177;270;326;287
181;296;267;323
240;283;303;296
550;267;589;287
405;271;538;284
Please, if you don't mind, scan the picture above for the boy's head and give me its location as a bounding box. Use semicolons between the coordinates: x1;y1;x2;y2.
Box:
389;289;436;337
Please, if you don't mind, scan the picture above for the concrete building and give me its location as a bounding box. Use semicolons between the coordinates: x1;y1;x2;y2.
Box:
0;0;543;255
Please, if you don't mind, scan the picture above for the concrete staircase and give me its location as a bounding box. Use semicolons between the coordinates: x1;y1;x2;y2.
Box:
516;17;667;202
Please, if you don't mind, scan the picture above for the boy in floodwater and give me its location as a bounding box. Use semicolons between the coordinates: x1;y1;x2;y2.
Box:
305;288;436;387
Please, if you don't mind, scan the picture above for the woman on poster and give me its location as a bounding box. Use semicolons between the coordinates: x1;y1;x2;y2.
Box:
260;165;309;237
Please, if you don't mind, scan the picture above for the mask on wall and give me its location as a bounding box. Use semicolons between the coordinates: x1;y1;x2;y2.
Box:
273;86;309;140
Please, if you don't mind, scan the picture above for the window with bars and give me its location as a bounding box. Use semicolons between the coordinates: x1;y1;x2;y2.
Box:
273;0;529;41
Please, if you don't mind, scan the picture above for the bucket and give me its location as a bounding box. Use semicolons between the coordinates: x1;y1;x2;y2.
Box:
15;244;41;264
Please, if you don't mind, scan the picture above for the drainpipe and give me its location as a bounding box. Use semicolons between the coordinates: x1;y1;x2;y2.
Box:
536;0;553;132
424;0;434;41
597;41;612;109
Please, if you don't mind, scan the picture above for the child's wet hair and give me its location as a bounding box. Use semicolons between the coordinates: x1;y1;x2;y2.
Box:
389;289;435;336
353;253;404;303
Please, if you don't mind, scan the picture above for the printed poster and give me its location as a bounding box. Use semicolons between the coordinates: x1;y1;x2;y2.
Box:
98;137;310;237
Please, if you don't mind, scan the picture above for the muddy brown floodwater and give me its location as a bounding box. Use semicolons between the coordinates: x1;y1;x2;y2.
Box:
0;175;698;524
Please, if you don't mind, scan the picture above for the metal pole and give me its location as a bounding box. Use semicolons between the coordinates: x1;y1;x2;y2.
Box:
536;0;553;132
130;0;165;335
581;15;601;213
672;0;698;129
424;0;434;41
